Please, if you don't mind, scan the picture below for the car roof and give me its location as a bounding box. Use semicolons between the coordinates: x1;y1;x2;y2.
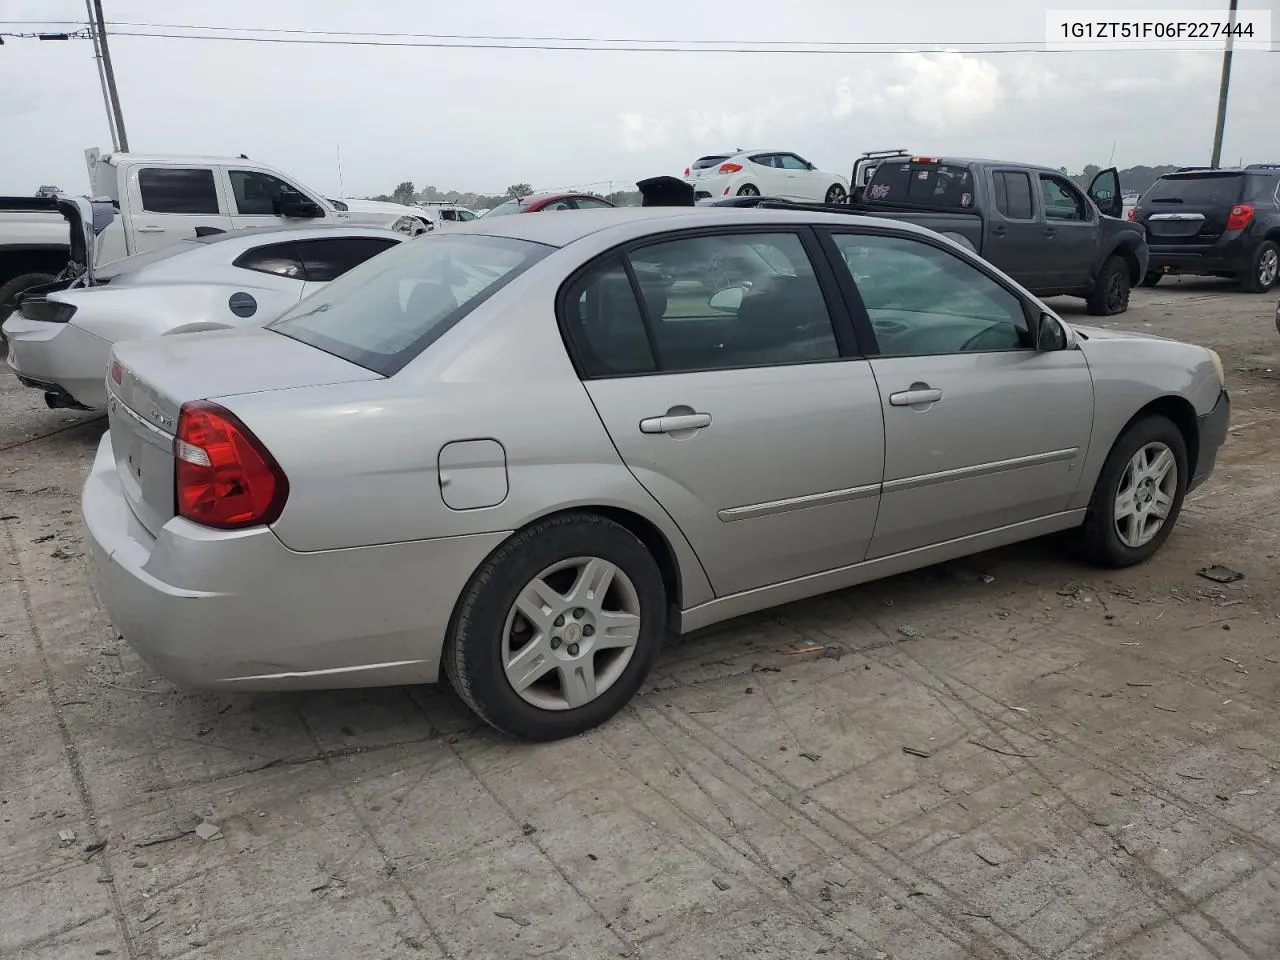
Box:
430;205;952;248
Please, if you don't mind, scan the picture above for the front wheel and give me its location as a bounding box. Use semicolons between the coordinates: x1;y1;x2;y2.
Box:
824;183;847;204
1079;415;1188;568
1086;255;1132;316
444;513;667;741
736;184;759;197
1241;240;1279;293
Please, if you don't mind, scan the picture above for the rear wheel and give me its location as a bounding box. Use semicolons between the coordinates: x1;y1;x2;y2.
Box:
736;184;759;197
1241;240;1279;293
1079;415;1188;568
1139;272;1162;288
444;513;667;741
1086;255;1131;315
824;183;847;204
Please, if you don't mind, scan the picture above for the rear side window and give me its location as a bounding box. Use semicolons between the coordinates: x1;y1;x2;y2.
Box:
1147;174;1245;206
865;162;976;209
234;241;304;279
295;237;400;282
1245;175;1280;203
138;168;220;215
268;234;551;375
992;171;1034;220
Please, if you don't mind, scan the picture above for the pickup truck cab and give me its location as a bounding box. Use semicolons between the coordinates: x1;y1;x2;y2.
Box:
857;157;1147;315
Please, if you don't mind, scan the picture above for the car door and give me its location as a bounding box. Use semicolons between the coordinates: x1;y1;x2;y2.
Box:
1036;172;1101;289
561;228;884;598
821;227;1094;559
986;168;1047;289
294;235;402;298
746;154;784;195
127;166;233;254
221;167;327;231
1087;167;1124;219
777;153;820;200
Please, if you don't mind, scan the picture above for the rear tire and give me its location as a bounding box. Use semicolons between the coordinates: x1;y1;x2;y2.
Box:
1139;272;1162;288
1086;255;1131;316
1079;415;1188;568
443;512;667;741
1240;240;1279;293
736;184;759;197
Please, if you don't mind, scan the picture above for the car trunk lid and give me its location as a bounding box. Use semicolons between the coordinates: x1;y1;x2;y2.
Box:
1136;172;1244;244
106;328;382;536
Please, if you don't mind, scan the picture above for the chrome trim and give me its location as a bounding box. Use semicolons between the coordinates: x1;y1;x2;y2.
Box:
221;660;427;682
718;482;881;522
882;447;1079;494
1148;213;1206;222
107;386;174;442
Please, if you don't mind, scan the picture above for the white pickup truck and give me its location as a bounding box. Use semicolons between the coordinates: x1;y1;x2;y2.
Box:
1;148;432;324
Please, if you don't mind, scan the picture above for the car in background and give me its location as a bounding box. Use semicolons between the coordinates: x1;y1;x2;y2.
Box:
3;225;402;410
683;150;850;204
483;193;617;217
415;202;481;226
330;199;433;236
83;206;1227;742
1131;164;1280;292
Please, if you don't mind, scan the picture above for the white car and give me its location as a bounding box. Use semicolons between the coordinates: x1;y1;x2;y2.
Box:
331;199;433;235
3;225;403;411
415;203;481;227
684;150;850;204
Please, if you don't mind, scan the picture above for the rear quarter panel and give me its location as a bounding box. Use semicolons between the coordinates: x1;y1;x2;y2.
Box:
66;281;299;342
1068;333;1223;510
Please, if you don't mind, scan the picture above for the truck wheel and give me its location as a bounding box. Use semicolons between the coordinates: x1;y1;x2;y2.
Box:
1138;272;1162;287
1086;256;1131;316
0;272;56;324
1241;240;1279;294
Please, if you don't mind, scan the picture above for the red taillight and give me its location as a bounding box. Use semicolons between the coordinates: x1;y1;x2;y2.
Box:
718;162;743;174
1126;207;1136;221
174;401;288;530
910;156;941;164
683;167;690;176
110;361;122;384
1226;203;1254;231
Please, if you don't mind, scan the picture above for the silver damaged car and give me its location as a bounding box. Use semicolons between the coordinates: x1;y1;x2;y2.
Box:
82;208;1230;740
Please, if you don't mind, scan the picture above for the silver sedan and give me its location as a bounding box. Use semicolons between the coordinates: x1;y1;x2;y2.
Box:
82;208;1230;741
3;225;403;410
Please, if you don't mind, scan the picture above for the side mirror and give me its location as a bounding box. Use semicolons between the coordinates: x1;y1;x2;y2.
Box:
708;286;746;313
280;199;324;219
1035;312;1069;351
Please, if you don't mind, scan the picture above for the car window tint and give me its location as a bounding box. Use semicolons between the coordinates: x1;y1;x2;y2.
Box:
296;237;400;282
1039;174;1086;221
268;234;550;376
228;169;308;216
542;199;575;211
1245;175;1280;203
832;233;1030;356
778;154;810;170
622;233;839;373
138;168;220;215
561;260;658;377
749;154;779;168
692;156;730;171
574;197;613;209
456;209;478;221
233;241;305;279
484;199;524;217
1148;173;1244;205
865;162;975;209
993;171;1034;220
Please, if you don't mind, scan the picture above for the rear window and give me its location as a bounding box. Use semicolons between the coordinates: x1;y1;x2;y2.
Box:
692;155;730;170
1146;174;1245;206
268;234;552;376
864;162;976;209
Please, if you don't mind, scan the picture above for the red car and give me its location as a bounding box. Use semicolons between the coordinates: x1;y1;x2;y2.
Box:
482;192;616;217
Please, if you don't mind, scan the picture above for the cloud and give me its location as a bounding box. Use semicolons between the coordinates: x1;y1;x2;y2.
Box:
829;52;1004;132
618;113;670;153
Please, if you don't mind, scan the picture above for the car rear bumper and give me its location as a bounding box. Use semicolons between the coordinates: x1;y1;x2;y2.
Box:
1;314;110;408
1146;237;1252;277
82;432;509;691
1190;388;1229;491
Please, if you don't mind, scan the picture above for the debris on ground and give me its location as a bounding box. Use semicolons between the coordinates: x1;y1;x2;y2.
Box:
969;740;1037;759
902;746;932;759
819;645;848;662
194;820;223;842
825;865;854;888
897;626;917;638
521;823;537;836
84;840;107;858
783;645;824;655
494;911;532;927
1198;565;1244;584
57;829;76;844
800;751;822;762
712;877;731;891
973;848;1001;867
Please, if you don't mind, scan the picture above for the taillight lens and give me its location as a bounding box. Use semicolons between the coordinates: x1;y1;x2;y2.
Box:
1225;203;1254;231
174;401;288;530
20;299;77;324
1126;207;1136;221
683;167;690;176
718;162;743;174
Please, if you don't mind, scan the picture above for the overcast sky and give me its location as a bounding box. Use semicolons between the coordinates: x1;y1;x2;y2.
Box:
1;0;1277;198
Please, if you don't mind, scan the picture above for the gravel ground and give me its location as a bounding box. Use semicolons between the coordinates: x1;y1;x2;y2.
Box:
2;279;1278;960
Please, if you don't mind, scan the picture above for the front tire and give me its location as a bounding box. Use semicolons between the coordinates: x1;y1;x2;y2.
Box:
1086;255;1132;316
443;513;667;741
1079;415;1188;568
736;184;759;197
1241;239;1279;293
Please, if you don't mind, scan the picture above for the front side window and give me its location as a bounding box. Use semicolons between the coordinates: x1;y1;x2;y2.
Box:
483;199;524;217
138;167;220;215
228;169;309;216
832;232;1030;356
561;232;839;377
542;199;574;211
269;234;551;375
455;209;478;221
574;197;613;209
1039;174;1086;221
777;154;811;171
234;241;305;279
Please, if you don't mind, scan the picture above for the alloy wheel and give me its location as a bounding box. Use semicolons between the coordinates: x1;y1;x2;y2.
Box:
1113;442;1178;548
501;557;643;711
1260;247;1278;289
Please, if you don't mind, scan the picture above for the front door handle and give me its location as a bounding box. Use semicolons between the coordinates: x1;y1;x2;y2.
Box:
640;412;712;434
889;388;943;407
135;225;164;234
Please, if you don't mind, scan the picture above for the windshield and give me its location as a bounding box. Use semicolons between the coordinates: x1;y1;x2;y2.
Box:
268;234;552;376
1146;174;1244;206
864;161;976;209
484;199;528;217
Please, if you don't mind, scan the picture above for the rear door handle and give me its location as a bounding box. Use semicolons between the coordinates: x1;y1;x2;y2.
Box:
640;412;712;434
889;388;943;407
992;226;1007;237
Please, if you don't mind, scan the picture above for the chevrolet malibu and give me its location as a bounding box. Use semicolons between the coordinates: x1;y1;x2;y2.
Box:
83;208;1230;741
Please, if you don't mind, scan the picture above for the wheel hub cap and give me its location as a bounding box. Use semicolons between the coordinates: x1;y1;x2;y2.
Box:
1113;442;1178;549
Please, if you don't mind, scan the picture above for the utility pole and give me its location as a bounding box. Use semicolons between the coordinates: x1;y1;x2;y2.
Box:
91;0;129;151
1209;0;1238;168
84;0;119;150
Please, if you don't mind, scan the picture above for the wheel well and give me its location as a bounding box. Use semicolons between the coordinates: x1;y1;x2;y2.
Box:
1113;244;1142;284
1127;395;1200;475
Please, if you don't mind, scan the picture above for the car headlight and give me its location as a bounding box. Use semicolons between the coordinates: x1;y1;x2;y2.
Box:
1206;348;1225;387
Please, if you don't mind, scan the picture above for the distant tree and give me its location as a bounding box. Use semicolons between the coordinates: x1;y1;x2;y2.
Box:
391;181;416;205
505;183;533;198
